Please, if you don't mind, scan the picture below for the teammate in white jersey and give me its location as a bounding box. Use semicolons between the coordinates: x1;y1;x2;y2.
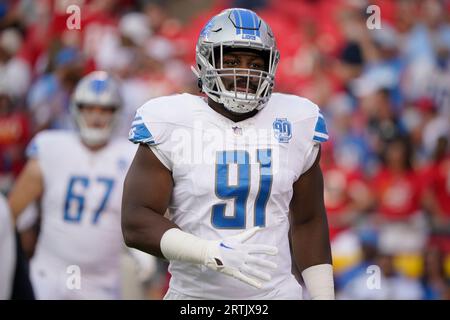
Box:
8;71;137;299
122;8;334;299
0;193;15;299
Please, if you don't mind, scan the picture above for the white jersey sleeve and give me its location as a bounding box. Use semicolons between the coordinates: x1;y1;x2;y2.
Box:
25;130;70;185
128;94;192;170
275;94;329;177
299;106;329;174
25;132;41;160
25;130;53;186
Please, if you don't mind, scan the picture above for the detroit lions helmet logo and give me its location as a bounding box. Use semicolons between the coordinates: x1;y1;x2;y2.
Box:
273;118;292;143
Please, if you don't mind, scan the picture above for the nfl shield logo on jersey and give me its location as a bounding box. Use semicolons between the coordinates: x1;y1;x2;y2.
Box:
273;118;292;143
232;126;243;135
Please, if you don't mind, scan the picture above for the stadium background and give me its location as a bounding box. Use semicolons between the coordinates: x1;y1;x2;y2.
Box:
0;0;449;299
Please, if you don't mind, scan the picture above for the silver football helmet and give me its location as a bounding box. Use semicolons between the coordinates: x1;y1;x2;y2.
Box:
193;8;280;114
71;71;122;146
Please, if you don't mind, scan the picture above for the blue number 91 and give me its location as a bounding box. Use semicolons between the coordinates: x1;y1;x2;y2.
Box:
212;149;272;229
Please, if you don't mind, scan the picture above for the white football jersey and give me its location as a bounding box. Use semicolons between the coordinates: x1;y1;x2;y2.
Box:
27;130;136;299
129;93;328;299
0;194;16;300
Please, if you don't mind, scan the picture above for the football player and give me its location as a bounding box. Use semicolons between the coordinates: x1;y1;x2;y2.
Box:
0;193;15;299
8;71;137;299
122;8;334;299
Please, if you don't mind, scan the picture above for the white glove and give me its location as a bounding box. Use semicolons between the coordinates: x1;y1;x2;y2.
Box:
203;227;278;288
160;227;278;289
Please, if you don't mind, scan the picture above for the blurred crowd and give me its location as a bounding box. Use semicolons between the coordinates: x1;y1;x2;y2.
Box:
0;0;449;299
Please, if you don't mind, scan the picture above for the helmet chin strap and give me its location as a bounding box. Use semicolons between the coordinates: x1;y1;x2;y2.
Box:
191;65;200;78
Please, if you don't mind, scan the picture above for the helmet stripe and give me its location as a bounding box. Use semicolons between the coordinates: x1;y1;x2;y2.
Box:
90;79;108;94
232;9;241;35
250;11;260;37
237;9;256;36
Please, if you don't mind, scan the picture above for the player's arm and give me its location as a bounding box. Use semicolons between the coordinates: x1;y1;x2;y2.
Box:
122;144;278;288
8;159;43;224
121;144;177;258
290;146;334;299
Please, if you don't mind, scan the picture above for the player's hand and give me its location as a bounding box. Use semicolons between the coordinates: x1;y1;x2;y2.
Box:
203;227;278;289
